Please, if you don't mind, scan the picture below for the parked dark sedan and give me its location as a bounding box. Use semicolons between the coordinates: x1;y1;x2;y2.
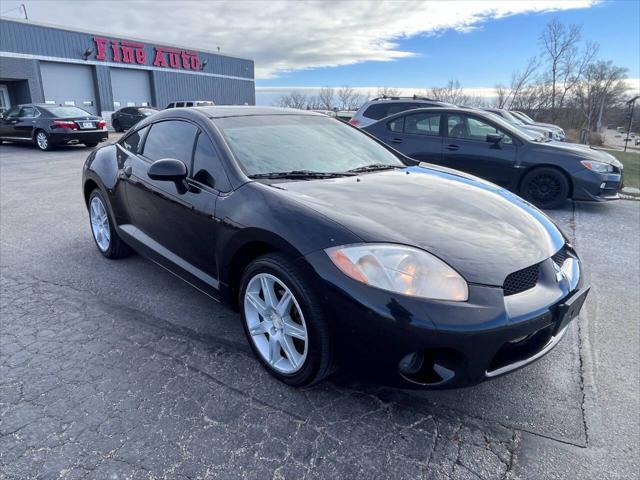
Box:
82;107;589;389
111;106;159;132
364;107;623;208
0;104;107;151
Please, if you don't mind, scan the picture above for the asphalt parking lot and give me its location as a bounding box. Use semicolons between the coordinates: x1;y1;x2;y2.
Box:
1;140;638;480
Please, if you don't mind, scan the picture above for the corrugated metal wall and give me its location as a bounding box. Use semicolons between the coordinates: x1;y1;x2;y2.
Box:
0;18;255;110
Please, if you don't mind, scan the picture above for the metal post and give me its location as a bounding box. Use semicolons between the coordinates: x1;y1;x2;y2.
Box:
20;3;28;19
624;96;638;153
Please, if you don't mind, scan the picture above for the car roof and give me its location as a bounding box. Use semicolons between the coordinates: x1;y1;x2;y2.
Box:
198;106;325;119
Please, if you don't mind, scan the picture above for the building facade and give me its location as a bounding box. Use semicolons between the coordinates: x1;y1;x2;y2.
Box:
0;17;255;119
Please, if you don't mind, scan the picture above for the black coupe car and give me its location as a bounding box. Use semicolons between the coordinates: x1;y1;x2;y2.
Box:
0;104;108;151
111;106;159;132
82;107;589;389
363;107;623;208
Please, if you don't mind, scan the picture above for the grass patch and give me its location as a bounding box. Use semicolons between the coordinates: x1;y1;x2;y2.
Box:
600;149;640;189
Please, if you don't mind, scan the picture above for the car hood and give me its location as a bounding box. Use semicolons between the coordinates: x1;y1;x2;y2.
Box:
272;166;564;286
538;142;619;164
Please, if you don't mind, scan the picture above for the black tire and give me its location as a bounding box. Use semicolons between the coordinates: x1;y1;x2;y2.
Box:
112;120;123;133
34;129;53;151
85;142;98;148
88;189;132;259
519;167;570;209
239;253;334;387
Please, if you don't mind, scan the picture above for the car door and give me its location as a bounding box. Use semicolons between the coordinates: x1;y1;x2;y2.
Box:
383;112;444;163
442;113;518;187
13;106;40;139
122;119;222;283
0;106;21;138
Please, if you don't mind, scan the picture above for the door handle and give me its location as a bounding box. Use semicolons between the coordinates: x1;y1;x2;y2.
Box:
446;144;460;151
389;137;403;144
123;165;132;177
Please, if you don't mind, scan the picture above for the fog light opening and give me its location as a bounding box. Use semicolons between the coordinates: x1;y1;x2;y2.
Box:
398;349;457;385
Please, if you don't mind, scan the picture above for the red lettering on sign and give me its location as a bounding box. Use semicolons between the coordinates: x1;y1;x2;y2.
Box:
153;48;168;68
111;41;122;62
93;37;108;61
91;38;201;71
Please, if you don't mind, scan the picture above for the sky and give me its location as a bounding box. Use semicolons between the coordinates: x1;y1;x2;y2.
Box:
1;0;638;105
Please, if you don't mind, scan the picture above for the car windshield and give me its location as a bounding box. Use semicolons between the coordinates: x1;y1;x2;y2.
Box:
45;106;92;117
514;111;535;123
499;110;526;126
216;114;404;175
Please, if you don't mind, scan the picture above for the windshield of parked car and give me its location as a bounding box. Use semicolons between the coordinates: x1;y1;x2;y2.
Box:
216;114;404;175
45;106;92;117
514;111;535;123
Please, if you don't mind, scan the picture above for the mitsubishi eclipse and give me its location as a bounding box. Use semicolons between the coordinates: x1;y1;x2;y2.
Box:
82;107;589;388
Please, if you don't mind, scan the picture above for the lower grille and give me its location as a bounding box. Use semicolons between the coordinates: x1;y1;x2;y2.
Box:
503;264;540;296
551;247;567;266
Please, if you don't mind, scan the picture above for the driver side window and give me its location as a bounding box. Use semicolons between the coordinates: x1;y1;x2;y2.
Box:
448;114;513;144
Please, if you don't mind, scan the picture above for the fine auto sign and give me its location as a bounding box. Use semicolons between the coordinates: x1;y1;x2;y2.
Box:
93;37;202;70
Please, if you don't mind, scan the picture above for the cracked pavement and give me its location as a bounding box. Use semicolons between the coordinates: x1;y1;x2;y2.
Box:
1;142;638;479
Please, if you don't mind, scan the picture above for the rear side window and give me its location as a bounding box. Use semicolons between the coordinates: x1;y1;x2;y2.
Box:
387;117;404;133
19;106;38;118
363;102;425;120
142;120;198;164
404;112;441;136
121;126;149;153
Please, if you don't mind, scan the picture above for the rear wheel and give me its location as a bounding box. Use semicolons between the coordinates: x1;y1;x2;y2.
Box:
34;130;53;151
88;189;132;259
113;120;123;133
520;167;570;209
239;254;334;386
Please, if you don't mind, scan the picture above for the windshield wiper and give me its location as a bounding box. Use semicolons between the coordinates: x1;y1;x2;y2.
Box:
346;164;404;173
249;170;356;179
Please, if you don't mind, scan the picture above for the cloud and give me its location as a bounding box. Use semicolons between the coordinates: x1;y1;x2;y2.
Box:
6;0;599;78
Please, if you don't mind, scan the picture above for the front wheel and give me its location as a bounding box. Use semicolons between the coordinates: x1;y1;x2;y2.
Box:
239;254;334;386
519;167;570;209
34;130;53;151
88;189;132;259
112;120;123;133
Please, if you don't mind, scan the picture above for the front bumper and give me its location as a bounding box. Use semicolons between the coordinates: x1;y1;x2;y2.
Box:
303;248;587;389
49;129;108;146
571;168;622;201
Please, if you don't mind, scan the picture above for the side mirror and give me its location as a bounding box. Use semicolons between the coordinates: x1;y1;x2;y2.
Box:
486;133;503;144
148;158;188;193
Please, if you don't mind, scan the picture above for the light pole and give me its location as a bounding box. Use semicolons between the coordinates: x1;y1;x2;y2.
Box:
624;96;639;153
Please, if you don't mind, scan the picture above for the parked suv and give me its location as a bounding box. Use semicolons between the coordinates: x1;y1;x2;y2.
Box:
165;101;215;109
363;107;622;208
349;96;455;127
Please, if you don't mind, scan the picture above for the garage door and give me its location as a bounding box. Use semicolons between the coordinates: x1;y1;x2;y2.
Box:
110;68;152;109
40;62;97;115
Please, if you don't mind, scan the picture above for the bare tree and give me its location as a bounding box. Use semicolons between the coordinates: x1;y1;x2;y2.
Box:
428;80;469;105
376;87;401;98
575;60;628;131
275;91;308;109
539;19;599;120
337;85;363;110
317;87;336;110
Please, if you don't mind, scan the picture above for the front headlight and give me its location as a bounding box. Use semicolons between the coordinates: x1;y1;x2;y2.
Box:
581;160;613;173
325;244;468;301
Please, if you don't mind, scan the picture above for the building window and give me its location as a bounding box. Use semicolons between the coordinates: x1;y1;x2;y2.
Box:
83;101;94;106
126;102;135;107
113;101;121;109
64;100;75;106
45;100;56;105
141;102;149;107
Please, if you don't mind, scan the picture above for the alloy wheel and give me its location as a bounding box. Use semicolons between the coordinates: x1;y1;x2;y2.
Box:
90;196;111;252
243;273;308;374
527;173;561;203
36;132;48;150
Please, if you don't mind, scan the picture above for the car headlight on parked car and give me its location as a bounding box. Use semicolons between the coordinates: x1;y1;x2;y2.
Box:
326;244;468;301
580;160;614;173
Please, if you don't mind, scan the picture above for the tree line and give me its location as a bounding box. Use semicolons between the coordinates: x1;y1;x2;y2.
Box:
274;18;632;132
